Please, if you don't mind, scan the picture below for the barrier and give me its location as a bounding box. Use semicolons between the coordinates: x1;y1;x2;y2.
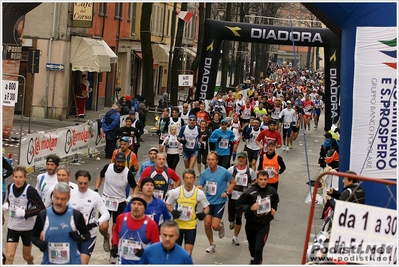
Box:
18;115;130;170
302;171;397;264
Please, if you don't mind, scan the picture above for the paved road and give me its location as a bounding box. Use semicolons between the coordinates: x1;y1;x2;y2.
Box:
2;112;327;265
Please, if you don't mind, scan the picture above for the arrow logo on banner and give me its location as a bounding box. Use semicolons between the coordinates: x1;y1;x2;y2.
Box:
329;50;337;62
226;26;241;37
207;41;214;51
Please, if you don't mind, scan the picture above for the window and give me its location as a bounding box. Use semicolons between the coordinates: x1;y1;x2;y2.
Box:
130;3;137;35
151;5;156;33
98;3;107;16
114;3;123;20
166;8;170;36
160;6;164;36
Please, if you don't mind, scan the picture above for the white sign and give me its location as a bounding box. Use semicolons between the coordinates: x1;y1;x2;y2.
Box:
178;74;193;87
2;80;18;106
328;201;397;264
350;27;397;178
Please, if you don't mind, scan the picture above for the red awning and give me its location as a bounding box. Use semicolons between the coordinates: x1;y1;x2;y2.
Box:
134;52;159;69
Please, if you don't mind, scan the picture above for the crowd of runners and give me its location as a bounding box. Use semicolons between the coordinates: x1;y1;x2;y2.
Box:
2;66;334;265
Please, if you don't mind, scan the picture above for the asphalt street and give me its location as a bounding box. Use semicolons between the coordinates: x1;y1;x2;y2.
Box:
2;110;327;265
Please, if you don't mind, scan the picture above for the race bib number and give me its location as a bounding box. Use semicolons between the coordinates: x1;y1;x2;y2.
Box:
205;181;217;195
185;138;196;149
235;173;248;186
49;242;70;264
283;122;291;129
102;195;119;211
178;204;193;221
121;239;141;260
160;134;167;140
231;190;243;200
257;196;271;215
219;139;229;149
153;189;164;200
168;140;178;148
264;167;275;178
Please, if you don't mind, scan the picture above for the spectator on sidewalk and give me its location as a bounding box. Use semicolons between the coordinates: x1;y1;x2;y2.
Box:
76;74;92;118
102;103;121;159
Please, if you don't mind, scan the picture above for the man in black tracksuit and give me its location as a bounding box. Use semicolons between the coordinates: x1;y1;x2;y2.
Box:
236;170;279;264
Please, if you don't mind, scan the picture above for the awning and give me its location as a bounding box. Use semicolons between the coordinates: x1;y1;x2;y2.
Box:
151;44;170;65
70;36;118;72
184;47;197;58
134;52;160;69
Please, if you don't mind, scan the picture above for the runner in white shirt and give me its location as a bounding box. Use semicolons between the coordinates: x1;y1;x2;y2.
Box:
279;101;296;152
179;103;191;125
43;165;79;208
35;154;60;204
70;170;110;264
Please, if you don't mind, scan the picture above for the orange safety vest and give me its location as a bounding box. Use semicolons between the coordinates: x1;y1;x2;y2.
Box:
262;154;280;184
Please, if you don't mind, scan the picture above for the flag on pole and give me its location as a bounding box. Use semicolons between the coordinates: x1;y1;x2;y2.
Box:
176;10;194;23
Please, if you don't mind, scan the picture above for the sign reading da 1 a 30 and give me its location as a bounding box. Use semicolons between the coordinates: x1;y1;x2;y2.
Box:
178;74;193;87
2;80;18;106
327;201;397;264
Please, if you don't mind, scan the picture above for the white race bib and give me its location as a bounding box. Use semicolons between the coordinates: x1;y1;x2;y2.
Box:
257;196;271;215
121;239;141;260
49;242;70;264
102;195;119;211
153;190;164;200
264;167;275;178
235;173;248;186
219;139;229;149
205;181;217;195
283;122;291;129
178;204;193;221
185;138;196;149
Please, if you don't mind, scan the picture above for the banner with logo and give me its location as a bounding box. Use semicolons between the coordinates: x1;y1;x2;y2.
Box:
350;27;397;178
19;115;129;168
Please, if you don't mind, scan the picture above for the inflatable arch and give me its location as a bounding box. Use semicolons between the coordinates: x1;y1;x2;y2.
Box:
195;19;341;127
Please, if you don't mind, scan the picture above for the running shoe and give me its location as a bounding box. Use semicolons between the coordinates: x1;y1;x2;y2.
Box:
206;243;216;253
219;221;225;238
289;145;293;149
109;256;117;264
232;237;240;246
229;222;235;230
103;233;110;252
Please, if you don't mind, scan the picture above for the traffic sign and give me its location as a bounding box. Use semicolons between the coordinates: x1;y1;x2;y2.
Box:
2;80;18;106
46;63;65;71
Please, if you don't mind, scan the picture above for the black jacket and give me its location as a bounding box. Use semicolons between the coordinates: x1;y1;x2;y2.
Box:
328;183;365;209
236;183;279;224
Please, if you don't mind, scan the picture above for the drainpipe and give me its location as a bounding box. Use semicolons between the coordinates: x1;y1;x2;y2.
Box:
44;2;57;118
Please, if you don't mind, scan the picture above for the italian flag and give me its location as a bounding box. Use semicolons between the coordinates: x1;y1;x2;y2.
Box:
176;11;194;23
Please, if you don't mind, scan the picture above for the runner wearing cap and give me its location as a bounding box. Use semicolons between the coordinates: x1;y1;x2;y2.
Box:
261;140;286;191
111;136;139;198
178;115;201;169
279;100;296;152
116;116;140;154
226;152;256;246
138;147;159;179
124;177;171;226
94;152;137;261
209;119;235;169
111;192;160;265
35;154;60;204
